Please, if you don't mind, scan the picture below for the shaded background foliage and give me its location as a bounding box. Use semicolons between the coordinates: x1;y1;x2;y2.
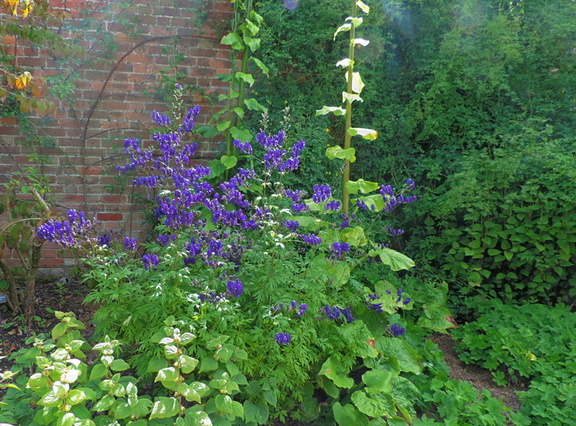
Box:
250;0;576;312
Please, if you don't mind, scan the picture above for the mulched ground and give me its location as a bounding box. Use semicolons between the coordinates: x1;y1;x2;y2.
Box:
1;280;525;421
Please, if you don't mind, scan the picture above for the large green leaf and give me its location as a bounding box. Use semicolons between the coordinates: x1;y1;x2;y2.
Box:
375;337;422;374
319;357;354;389
346;179;380;195
326;146;356;162
369;248;415;271
332;402;369;425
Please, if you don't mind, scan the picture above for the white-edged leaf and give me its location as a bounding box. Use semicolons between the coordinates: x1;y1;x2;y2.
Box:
354;38;370;47
336;58;353;68
342;91;363;103
347;127;378;140
357;0;370;13
316;106;346;116
334;22;352;39
345;72;364;94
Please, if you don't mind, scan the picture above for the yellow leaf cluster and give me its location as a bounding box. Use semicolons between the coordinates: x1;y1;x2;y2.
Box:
2;0;34;17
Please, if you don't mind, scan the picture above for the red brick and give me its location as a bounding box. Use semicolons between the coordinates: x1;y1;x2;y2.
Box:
96;213;124;221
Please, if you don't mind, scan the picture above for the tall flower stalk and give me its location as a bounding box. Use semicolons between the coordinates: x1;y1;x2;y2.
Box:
317;0;377;215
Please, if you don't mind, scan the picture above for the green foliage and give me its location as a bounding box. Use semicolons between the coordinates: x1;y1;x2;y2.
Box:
452;301;576;424
418;139;576;306
0;312;248;425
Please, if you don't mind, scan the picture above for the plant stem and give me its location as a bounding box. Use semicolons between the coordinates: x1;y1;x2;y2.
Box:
342;0;358;216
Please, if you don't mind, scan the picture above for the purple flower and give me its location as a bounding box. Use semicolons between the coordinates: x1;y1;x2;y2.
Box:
406;178;416;191
322;305;340;320
330;242;350;258
285;189;305;202
233;139;253;155
312;184;331;203
157;234;176;246
324;200;341;211
151;110;171;126
403;298;411;305
142;253;159;270
282;220;300;232
340;307;355;323
123;237;137;250
291;203;309;213
356;199;368;211
297;303;308;317
387;227;405;237
390;324;406;337
275;332;291;346
300;234;322;245
227;279;244;298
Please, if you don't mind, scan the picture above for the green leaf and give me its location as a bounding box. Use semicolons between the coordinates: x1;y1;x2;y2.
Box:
319;357;354;389
179;355;199;374
92;394;115;411
56;412;76;426
346;179;379;195
250;57;269;76
244;400;269;424
215;395;244;419
351;390;395;418
326;146;356;162
183;409;212;425
244;98;267;112
150;396;180;419
155;367;179;383
216;120;231;132
316;106;346;116
340;226;367;246
220;155;238;170
362;370;394;393
243;35;261;52
51;322;68;339
332;402;368;426
177;383;202;403
199;357;219;373
235;72;254;86
110;359;130;372
369;247;415;271
221;32;244;50
146;357;168;373
375;337;422;374
38;391;62;407
229;127;252;142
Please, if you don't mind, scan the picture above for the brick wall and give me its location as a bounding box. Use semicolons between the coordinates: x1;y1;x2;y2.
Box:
0;0;234;271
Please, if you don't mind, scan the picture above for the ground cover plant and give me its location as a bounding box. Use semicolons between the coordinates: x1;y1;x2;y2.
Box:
452;301;576;425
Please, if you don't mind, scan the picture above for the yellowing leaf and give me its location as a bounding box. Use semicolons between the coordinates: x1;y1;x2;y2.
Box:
30;77;48;98
14;71;32;90
357;0;370;14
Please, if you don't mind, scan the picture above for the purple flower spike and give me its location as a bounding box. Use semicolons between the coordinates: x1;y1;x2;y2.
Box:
142;253;159;270
123;237;137;251
312;184;331;203
227;279;244;298
390;324;406;337
275;332;291;346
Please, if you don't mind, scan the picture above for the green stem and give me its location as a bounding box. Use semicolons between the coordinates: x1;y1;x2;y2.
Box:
342;0;358;216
